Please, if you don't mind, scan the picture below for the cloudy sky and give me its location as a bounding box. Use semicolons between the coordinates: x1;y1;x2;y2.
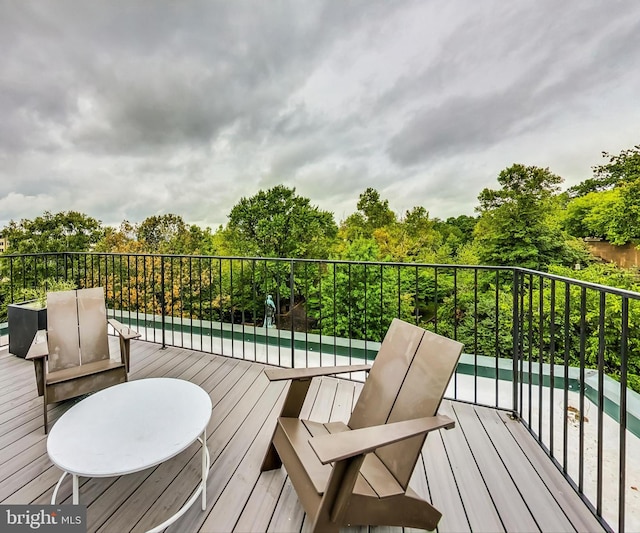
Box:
1;1;639;230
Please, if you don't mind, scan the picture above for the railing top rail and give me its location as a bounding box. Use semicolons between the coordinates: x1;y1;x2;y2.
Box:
4;251;640;300
516;266;640;299
0;252;516;271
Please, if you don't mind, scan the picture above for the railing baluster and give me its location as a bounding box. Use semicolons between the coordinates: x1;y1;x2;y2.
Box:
538;274;544;442
528;273;534;428
474;268;478;405
252;259;256;361
304;262;312;367
319;261;324;366
289;259;294;368
495;270;500;408
453;267;458;397
619;297;628;533
434;266;439;334
160;255;166;349
333;262;337;366
239;258;244;359
230;258;235;358
597;291;605;517
549;279;556;459
579;286;587;492
512;268;520;416
563;282;570;474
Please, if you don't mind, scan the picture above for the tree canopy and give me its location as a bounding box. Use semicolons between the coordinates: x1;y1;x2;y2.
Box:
473;164;586;269
225;185;338;259
564;145;640;244
2;211;104;253
568;144;640;198
4;146;640;392
135;214;215;255
4;142;640;270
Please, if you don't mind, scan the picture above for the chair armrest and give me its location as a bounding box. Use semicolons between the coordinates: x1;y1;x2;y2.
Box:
25;330;49;360
309;415;455;465
108;319;141;340
264;364;371;381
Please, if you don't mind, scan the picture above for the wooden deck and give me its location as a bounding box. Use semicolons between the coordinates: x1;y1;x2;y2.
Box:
0;339;606;533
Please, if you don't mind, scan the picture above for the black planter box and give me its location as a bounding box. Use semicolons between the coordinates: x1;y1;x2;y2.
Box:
8;301;47;358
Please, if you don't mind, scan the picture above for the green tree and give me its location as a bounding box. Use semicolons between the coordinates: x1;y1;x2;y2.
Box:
356;187;396;231
2;211;104;253
371;207;446;263
312;239;413;341
95;221;144;253
564;189;622;241
134;214;215;254
432;215;478;261
568;144;640;197
435;215;477;247
565;145;640;244
340;188;397;242
225;185;337;259
474;164;582;269
616;179;640;243
403;206;438;242
136;214;187;253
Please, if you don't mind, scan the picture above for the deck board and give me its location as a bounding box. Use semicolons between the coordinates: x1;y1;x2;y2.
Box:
474;406;576;532
422;435;471;533
496;410;605;533
450;402;539;532
0;340;607;533
438;401;506;532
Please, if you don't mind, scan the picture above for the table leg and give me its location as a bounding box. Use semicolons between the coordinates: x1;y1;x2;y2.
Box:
72;474;79;504
201;428;207;510
146;433;210;533
51;471;68;504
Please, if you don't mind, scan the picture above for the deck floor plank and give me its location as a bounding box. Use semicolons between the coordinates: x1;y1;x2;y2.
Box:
451;402;540;532
195;385;291;532
475;406;577;532
438;401;506;533
421;434;471;533
497;410;606;533
234;468;288;533
0;341;608;533
0;368;34;396
268;478;306;533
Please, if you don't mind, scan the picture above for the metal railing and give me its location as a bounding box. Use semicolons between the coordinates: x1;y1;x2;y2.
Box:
1;252;638;532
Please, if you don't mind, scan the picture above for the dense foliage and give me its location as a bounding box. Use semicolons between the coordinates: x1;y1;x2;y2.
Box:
226;185;337;259
474;164;587;269
564;145;640;243
3;211;104;253
3;144;640;392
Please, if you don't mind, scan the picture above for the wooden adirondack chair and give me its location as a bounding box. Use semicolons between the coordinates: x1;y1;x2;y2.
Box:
26;287;140;433
260;318;463;532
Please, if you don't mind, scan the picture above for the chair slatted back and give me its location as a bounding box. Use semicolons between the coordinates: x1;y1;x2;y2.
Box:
47;288;110;372
348;319;463;490
46;290;81;372
77;287;110;365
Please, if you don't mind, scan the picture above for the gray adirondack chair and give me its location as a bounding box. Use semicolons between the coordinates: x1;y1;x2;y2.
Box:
261;318;463;532
26;287;140;433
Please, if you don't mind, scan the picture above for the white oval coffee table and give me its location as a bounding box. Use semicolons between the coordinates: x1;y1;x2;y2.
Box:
47;378;212;533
